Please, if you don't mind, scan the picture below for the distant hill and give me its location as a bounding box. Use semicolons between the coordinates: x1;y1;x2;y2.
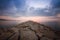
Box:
0;19;15;21
0;19;8;21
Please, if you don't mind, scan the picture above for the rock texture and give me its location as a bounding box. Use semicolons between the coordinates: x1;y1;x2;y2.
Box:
15;21;56;40
0;21;58;40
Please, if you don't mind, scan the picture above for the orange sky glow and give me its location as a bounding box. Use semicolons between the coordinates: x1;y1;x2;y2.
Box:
0;16;58;23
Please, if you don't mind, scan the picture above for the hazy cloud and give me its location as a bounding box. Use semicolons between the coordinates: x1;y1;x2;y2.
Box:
0;0;60;17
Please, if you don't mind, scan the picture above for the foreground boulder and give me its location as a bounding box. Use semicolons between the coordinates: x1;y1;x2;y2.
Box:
0;21;57;40
15;21;56;40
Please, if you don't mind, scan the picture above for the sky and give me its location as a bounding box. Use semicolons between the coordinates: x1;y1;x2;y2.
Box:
0;0;60;17
0;0;60;23
0;0;60;30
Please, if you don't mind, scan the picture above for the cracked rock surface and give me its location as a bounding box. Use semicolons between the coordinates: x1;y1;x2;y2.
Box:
0;21;58;40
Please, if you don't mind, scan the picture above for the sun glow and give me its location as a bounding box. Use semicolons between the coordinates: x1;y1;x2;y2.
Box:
17;16;57;23
0;16;58;23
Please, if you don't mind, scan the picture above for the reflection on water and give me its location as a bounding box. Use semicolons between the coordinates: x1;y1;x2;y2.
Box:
0;21;60;31
42;21;60;30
